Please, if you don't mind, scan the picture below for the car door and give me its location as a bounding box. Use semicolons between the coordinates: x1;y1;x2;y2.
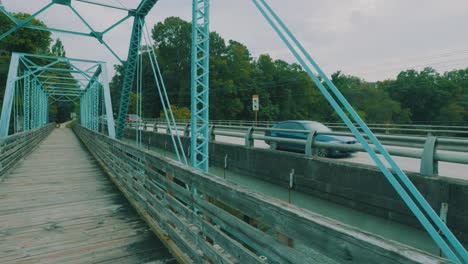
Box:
276;122;306;151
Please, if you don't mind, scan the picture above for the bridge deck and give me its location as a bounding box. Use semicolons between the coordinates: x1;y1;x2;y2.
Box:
0;127;175;264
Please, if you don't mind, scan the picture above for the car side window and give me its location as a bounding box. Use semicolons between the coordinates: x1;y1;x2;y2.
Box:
278;122;302;130
277;122;290;129
290;123;303;130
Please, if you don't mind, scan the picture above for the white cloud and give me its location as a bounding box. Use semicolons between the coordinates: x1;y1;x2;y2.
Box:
2;0;468;81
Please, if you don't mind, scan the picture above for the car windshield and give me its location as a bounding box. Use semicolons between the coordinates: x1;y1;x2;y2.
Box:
303;122;332;132
128;115;140;119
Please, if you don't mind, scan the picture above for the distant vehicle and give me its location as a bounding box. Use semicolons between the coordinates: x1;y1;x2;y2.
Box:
126;114;142;123
264;120;357;157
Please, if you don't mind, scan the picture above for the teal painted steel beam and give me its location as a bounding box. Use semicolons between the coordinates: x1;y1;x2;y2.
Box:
47;93;81;97
42;82;81;87
99;63;116;138
252;1;468;262
102;14;131;35
0;2;54;42
44;87;83;91
53;0;71;5
22;24;91;37
15;60;63;82
115;0;159;139
27;67;86;74
75;0;131;11
0;3;18;22
115;16;143;139
23;73;30;131
0;52;112;136
0;2;126;63
190;0;210;172
141;26;188;164
32;80;38;129
0;53;20;137
18;52;105;64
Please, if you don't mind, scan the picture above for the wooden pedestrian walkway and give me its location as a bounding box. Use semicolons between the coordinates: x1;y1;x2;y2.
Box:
0;127;176;264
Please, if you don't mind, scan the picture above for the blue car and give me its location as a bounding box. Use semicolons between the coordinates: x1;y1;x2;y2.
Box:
265;120;357;157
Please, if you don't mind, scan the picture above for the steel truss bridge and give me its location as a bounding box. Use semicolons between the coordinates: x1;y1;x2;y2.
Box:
0;0;467;263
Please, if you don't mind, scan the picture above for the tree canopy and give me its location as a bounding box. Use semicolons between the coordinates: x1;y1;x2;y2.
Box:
0;12;52;54
110;16;468;124
0;14;466;126
0;11;73;124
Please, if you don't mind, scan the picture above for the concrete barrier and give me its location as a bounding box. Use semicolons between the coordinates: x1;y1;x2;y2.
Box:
124;128;468;244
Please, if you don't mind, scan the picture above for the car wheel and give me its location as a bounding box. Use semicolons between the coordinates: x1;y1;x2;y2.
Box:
317;148;329;157
270;142;278;150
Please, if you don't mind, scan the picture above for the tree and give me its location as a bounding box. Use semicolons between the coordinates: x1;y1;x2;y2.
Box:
0;12;53;115
108;16;468;125
160;105;190;120
0;12;52;54
331;71;408;123
51;38;66;57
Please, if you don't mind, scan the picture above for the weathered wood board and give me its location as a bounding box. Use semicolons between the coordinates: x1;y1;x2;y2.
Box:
0;128;176;264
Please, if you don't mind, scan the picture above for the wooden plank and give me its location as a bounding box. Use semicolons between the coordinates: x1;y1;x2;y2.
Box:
0;128;174;264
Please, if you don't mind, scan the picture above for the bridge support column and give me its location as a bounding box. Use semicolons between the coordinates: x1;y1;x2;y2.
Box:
190;0;210;172
420;135;438;176
0;53;20;137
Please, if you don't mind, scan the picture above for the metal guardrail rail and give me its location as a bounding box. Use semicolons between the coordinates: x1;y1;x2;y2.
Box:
133;122;468;177
141;119;468;137
0;123;55;179
74;125;450;264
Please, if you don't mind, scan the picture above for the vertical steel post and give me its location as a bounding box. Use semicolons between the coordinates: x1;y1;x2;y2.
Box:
35;82;39;128
23;73;30;131
115;0;159;139
42;91;47;126
80;96;84;127
93;83;99;131
100;63;116;138
38;89;42;127
190;0;210;172
39;90;43;126
0;53;20;137
32;80;37;129
85;91;89;128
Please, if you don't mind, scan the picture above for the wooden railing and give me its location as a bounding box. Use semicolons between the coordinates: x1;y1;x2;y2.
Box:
0;123;55;180
74;125;450;264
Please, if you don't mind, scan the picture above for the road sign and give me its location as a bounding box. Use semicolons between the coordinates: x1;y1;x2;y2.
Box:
252;94;259;111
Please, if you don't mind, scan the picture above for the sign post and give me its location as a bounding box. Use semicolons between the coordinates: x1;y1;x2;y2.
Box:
252;94;259;126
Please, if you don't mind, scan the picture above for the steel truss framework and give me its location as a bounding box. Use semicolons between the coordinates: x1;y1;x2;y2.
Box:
0;0;159;140
191;0;210;172
0;52;115;137
3;1;464;263
252;0;468;263
0;0;207;171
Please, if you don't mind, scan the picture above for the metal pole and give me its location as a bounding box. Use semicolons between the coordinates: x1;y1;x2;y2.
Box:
190;0;210;172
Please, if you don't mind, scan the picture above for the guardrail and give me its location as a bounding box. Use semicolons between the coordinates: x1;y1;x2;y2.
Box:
0;123;55;179
134;122;468;177
141;119;468;137
74;125;449;264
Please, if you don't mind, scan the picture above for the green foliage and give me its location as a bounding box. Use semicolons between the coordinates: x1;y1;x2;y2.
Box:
66;121;76;128
106;16;468;125
160;105;191;120
0;12;52;54
0;12;73;124
51;38;66;57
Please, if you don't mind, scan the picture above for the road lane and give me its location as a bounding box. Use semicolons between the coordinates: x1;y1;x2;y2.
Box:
138;126;468;180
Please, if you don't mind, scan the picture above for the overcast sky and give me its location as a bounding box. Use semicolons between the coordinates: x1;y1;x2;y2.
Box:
3;0;468;81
